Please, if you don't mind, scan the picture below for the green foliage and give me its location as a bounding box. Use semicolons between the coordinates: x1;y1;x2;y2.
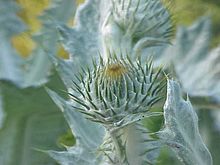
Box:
57;129;75;147
199;110;220;165
0;75;69;165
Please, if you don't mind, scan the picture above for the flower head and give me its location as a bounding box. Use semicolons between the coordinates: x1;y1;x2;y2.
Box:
69;55;165;129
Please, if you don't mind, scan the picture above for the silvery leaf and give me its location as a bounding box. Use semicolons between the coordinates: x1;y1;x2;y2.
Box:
163;17;220;102
159;80;212;165
57;0;107;66
47;89;105;165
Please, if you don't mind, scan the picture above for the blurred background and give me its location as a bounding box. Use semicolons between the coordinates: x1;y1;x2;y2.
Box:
0;0;219;165
12;0;220;58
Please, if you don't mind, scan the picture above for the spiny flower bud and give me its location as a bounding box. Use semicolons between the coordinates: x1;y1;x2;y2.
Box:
69;55;166;129
102;0;174;59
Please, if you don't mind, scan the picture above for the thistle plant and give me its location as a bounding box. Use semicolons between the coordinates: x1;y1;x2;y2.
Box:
68;55;165;164
70;55;165;129
46;0;213;165
1;0;219;165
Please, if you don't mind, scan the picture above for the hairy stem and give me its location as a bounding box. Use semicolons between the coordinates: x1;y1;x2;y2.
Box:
109;130;124;164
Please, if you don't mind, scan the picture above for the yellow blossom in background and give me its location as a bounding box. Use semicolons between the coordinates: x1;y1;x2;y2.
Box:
77;0;85;5
16;0;51;33
57;45;70;59
59;0;85;59
11;33;36;58
12;0;50;57
12;0;85;58
12;0;220;58
173;0;220;47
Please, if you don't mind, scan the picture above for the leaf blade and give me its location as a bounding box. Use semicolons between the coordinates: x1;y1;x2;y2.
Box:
159;80;212;165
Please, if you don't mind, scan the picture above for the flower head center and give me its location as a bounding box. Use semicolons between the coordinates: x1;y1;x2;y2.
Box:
104;63;127;80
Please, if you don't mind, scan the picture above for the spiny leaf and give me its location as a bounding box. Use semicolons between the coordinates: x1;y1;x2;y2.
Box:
163;17;220;103
57;0;105;67
46;88;105;165
158;80;212;165
23;0;76;87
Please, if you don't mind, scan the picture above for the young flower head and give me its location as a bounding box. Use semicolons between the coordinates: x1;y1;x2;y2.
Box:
69;54;166;129
102;0;174;60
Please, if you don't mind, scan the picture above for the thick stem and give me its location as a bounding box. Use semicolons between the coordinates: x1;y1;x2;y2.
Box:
109;130;124;164
104;123;157;165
